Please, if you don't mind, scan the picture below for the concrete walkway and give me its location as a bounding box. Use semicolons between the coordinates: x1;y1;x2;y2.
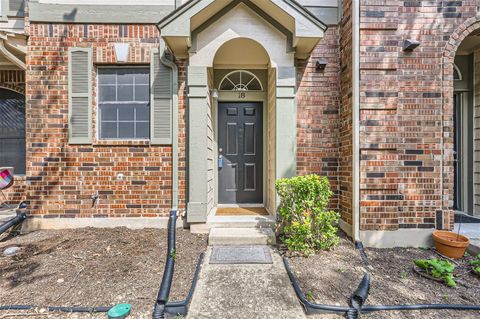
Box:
455;223;480;255
187;247;306;319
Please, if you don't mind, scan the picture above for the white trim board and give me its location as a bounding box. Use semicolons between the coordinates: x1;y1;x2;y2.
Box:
21;217;181;233
360;229;434;248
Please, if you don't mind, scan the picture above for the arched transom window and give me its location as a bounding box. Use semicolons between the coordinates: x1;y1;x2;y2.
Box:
219;70;263;91
453;64;462;81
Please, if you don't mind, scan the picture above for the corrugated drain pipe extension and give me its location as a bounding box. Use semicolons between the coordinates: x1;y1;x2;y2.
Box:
0;212;26;236
152;210;177;319
284;241;480;318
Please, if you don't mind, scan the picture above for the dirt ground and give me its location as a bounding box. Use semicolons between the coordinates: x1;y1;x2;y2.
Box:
287;234;480;319
0;227;207;318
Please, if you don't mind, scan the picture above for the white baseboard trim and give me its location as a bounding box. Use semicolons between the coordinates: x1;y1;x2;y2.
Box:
21;217;180;233
360;228;434;248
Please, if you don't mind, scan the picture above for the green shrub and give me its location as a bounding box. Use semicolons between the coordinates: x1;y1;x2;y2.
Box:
275;174;340;255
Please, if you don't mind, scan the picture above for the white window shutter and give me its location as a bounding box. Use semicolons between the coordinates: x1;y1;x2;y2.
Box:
150;48;173;145
68;48;92;144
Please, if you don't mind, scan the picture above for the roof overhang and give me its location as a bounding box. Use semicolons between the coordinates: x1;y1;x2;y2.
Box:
158;0;327;59
0;31;26;70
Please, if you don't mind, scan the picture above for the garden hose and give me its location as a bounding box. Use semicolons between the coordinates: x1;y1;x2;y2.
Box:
0;305;112;313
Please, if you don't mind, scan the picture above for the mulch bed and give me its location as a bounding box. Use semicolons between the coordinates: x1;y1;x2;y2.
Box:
286;233;480;319
0;227;207;318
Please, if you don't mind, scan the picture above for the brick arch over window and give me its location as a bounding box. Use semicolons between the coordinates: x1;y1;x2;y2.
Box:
441;16;480;225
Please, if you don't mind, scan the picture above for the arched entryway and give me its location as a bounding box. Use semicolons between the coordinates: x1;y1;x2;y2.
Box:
209;38;273;214
0;88;26;175
443;18;480;218
159;0;325;224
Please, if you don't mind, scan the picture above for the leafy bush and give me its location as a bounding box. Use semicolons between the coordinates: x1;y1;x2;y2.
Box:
275;174;340;255
414;258;456;287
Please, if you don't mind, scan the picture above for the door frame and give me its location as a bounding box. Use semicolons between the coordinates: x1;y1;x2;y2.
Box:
213;91;268;211
453;91;474;215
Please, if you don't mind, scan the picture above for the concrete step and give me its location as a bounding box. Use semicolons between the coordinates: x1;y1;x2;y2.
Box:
207;215;275;229
209;227;276;246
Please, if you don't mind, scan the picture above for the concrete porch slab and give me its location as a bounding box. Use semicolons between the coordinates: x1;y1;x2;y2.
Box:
454;223;480;255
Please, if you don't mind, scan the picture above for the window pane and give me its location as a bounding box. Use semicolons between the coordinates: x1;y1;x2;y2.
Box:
135;85;149;102
134;71;149;85
119;122;135;138
117;85;134;101
136;104;149;121
99;85;116;102
118;105;134;121
136;122;149;139
98;70;116;85
100;105;117;121
0;93;26;175
117;70;135;85
101;122;117;139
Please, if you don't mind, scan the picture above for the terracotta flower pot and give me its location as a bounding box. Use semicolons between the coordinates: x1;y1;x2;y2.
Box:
432;230;470;259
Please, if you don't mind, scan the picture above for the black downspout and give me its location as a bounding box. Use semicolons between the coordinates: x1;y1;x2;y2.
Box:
152;210;177;319
0;212;26;236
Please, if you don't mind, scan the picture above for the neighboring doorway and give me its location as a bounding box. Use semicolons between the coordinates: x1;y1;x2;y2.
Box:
218;102;263;204
0;88;26;175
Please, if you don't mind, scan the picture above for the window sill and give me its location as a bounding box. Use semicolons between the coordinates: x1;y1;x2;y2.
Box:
93;140;151;147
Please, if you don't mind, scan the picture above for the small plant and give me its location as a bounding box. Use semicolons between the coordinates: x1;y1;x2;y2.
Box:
169;249;177;260
276;174;340;255
400;271;408;279
470;254;480;276
414;258;456;288
443;293;449;301
306;290;314;302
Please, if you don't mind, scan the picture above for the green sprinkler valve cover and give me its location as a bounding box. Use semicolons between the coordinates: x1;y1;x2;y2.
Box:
107;303;131;319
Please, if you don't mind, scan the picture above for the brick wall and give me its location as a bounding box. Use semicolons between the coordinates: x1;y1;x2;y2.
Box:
338;0;354;227
26;24;186;218
296;27;341;210
359;0;480;230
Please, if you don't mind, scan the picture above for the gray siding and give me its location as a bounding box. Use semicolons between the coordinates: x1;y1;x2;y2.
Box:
297;0;341;25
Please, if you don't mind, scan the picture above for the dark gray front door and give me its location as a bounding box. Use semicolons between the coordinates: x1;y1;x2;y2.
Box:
218;102;263;204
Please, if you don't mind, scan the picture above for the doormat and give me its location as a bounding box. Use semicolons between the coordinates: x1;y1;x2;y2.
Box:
216;207;268;216
210;246;273;264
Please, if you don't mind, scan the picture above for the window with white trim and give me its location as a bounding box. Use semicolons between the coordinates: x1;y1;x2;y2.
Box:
98;68;150;139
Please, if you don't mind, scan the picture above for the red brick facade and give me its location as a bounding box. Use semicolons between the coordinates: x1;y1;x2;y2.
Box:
296;27;341;211
3;1;479;235
24;24;187;218
358;0;479;230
